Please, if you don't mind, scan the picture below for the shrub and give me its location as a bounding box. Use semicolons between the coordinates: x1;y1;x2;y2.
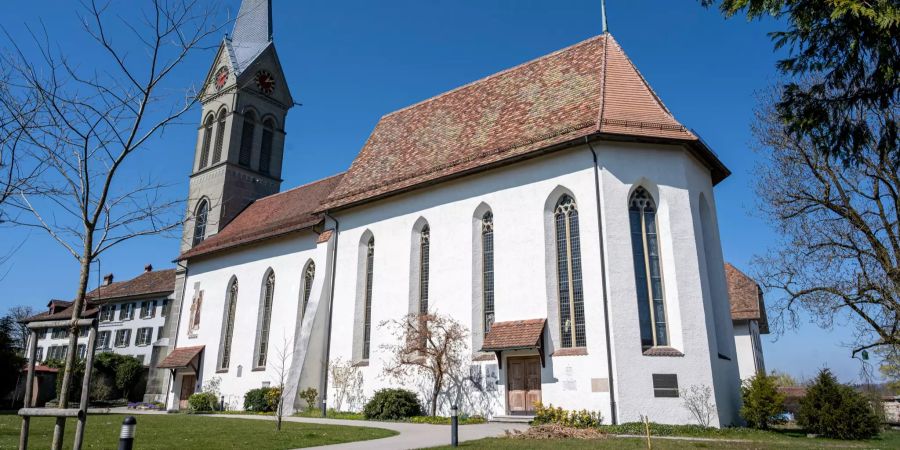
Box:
265;386;282;412
244;387;276;412
740;373;784;429
797;369;880;440
363;388;422;420
533;403;603;428
188;392;218;412
298;387;318;411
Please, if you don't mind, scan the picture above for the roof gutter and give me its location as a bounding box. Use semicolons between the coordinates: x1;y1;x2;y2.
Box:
320;211;340;417
586;137;618;425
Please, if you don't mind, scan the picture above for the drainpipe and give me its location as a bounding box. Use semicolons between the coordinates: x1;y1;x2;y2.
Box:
586;136;617;425
320;212;340;417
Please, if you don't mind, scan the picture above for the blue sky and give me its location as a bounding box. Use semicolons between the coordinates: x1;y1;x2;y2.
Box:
0;0;874;383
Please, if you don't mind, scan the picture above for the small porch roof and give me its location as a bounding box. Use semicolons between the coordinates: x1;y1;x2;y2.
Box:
480;318;546;368
157;345;204;370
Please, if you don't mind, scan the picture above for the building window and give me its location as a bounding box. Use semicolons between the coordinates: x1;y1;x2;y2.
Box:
47;345;67;361
35;347;43;362
140;300;156;319
418;225;430;315
136;327;153;346
77;344;87;360
161;299;170;318
212;108;227;163
220;278;239;370
100;305;115;322
301;262;315;321
652;374;679;398
157;326;164;341
119;303;135;321
481;211;495;333
363;237;374;359
555;194;586;348
239;110;256;167
629;187;668;348
255;270;275;368
193;199;209;247
114;329;131;348
36;328;47;340
259;119;275;175
79;327;89;337
199;114;213;169
97;331;111;349
51;327;67;339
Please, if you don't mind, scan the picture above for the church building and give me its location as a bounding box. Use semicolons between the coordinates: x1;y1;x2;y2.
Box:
150;0;743;426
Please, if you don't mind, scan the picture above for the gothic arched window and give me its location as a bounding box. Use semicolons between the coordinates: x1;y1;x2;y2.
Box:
259;118;275;175
239;110;256;167
192;199;209;246
481;211;495;332
555;194;586;348
199;115;213;169
300;261;315;321
219;278;238;370
629;187;668;348
362;237;374;359
212;108;227;164
418;225;430;315
254;270;275;368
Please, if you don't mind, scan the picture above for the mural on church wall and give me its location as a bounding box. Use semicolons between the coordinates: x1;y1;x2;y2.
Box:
188;290;203;338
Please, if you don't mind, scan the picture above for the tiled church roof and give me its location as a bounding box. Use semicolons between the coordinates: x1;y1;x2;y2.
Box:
178;173;344;261
725;263;769;333
320;33;728;211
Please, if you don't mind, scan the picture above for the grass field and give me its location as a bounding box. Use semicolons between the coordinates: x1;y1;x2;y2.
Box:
0;412;396;449
429;427;900;449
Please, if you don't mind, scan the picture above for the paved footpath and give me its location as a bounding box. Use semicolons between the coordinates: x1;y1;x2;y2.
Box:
108;408;528;449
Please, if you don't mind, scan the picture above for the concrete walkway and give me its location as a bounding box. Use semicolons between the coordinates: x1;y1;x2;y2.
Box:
107;408;528;449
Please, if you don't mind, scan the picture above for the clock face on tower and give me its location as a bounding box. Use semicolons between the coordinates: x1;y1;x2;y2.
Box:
255;70;276;95
214;66;229;90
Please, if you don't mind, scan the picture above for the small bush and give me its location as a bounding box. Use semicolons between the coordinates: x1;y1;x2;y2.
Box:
533;403;603;428
188;392;218;412
265;386;282;411
797;369;880;440
740;373;784;429
244;387;276;412
363;388;422;420
298;387;318;411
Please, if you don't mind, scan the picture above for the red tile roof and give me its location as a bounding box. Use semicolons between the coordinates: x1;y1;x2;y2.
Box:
86;269;176;301
320;33;728;211
157;346;205;369
21;303;101;323
178;173;344;260
481;319;546;351
725;263;769;333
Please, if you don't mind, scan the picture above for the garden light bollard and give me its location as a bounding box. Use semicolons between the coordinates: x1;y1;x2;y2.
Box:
321;396;327;417
451;404;458;447
220;396;225;411
118;416;136;450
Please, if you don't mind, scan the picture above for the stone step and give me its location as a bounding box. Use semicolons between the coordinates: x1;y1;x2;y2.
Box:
490;415;534;424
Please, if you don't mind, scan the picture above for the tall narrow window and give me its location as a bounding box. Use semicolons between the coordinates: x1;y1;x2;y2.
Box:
259;119;274;175
238;111;255;167
629;187;668;348
481;211;495;333
255;270;275;368
301;262;315;321
219;278;238;370
199;115;213;169
212;109;227;164
555;194;586;348
362;237;374;359
418;225;430;314
193;200;209;246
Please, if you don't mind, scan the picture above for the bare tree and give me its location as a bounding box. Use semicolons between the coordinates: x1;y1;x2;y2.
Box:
6;305;36;353
381;312;468;417
752;89;900;356
680;384;715;427
329;357;364;412
0;1;223;447
270;335;293;431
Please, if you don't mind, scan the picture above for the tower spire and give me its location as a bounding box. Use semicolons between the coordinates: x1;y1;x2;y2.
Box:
601;0;608;33
231;0;273;72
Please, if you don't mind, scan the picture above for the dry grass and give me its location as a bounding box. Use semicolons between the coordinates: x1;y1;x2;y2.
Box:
505;424;608;440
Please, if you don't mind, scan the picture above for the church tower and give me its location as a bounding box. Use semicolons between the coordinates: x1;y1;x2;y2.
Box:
182;0;294;252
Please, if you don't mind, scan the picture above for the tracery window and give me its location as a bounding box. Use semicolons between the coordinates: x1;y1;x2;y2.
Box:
193;199;209;247
481;211;495;333
199;115;213;169
555;194;586;348
212;108;227;163
239;110;256;167
301;262;315;321
362;238;374;359
255;270;275;368
418;225;430;315
219;278;239;370
259;119;275;174
629;187;668;348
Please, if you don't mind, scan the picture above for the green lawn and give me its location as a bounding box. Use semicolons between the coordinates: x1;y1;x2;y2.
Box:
428;428;900;449
0;412;396;449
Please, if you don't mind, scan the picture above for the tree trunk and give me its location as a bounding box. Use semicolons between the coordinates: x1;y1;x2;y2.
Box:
430;375;441;416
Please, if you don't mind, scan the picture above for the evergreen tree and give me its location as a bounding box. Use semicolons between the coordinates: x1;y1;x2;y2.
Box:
740;372;785;429
798;368;881;439
0;316;25;399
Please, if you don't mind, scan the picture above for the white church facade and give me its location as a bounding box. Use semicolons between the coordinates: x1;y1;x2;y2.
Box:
151;0;744;426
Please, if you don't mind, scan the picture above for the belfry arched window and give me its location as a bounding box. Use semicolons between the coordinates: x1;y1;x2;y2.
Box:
239;110;256;167
300;261;315;320
481;211;495;332
192;199;209;246
362;237;374;359
199;115;213;169
212;108;227;164
418;225;430;315
254;270;275;368
259;118;275;175
219;278;238;370
555;194;586;348
629;187;668;348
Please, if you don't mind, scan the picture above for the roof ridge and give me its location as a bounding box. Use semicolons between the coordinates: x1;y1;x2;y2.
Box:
381;34;606;119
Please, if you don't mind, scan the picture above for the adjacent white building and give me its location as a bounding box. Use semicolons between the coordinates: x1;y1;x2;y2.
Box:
154;0;748;426
725;263;768;381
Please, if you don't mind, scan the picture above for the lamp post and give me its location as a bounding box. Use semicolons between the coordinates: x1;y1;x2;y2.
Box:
450;404;458;447
117;416;136;450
